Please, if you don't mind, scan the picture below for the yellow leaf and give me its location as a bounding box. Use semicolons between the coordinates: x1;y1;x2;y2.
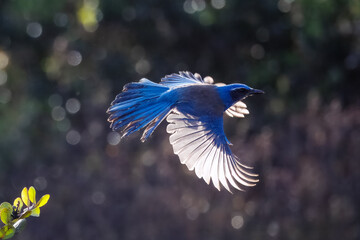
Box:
0;209;10;225
37;194;50;208
30;207;40;217
28;186;36;204
0;202;12;225
21;187;30;207
13;198;23;213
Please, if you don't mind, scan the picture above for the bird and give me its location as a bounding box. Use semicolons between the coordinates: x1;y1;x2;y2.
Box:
107;71;264;192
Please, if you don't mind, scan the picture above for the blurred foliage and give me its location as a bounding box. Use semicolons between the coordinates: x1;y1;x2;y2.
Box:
0;0;359;239
0;186;50;239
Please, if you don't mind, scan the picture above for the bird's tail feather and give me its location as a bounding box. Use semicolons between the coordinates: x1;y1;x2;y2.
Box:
107;79;173;141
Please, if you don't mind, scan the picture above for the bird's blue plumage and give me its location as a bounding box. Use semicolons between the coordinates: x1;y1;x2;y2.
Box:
160;71;205;87
107;71;264;192
108;78;172;141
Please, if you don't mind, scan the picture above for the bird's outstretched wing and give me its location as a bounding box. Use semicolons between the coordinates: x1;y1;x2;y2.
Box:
160;71;206;87
166;111;258;192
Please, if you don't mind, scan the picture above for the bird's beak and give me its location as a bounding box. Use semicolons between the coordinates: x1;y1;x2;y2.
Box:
250;88;265;95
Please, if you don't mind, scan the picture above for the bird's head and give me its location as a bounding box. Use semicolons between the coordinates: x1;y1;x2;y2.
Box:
218;83;264;109
229;84;264;103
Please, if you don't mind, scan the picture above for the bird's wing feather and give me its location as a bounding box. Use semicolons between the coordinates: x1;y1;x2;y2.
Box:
166;111;258;192
225;101;250;118
160;71;206;87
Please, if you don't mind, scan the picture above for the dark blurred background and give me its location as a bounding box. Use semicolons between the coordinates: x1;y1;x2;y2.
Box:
0;0;359;239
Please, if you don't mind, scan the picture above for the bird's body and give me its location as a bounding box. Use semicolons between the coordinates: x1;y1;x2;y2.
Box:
166;84;225;117
107;72;264;192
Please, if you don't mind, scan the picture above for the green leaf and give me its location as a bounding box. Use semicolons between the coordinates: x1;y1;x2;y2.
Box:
21;188;30;207
0;226;6;238
0;225;15;240
28;187;36;204
30;207;40;217
37;194;50;208
0;202;12;212
3;226;15;239
0;202;12;225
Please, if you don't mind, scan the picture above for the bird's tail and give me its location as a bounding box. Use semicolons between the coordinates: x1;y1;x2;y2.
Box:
107;78;173;142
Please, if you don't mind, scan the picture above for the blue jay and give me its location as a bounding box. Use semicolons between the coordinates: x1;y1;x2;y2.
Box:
107;71;264;192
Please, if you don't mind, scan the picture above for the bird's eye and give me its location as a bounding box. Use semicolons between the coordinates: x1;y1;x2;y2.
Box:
232;88;248;95
230;88;249;101
236;88;247;93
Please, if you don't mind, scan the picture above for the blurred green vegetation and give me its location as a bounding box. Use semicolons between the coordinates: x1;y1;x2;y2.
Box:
0;0;359;239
